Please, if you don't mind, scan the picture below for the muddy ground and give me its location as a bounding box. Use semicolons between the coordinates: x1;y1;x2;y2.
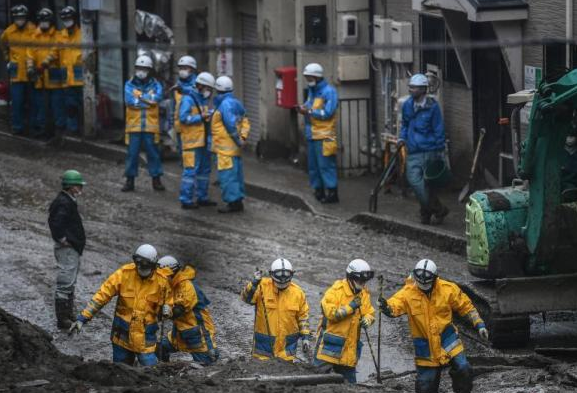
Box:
1;133;577;392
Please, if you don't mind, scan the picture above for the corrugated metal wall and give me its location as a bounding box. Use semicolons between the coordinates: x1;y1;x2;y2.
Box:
241;13;260;147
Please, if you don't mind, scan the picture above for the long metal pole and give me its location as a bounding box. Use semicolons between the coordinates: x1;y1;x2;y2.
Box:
259;282;275;358
377;275;384;383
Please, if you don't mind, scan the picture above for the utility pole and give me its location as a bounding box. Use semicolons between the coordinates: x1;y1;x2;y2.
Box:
80;2;98;139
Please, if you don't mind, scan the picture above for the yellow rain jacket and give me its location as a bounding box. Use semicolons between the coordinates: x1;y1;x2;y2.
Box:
79;263;173;354
124;77;163;137
58;26;83;87
386;277;485;367
168;266;217;353
179;92;207;150
26;26;62;89
1;22;36;82
241;277;311;361
315;279;375;367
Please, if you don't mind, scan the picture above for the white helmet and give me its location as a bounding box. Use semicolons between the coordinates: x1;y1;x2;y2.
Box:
303;63;324;78
346;259;374;282
135;55;153;69
409;73;429;87
177;55;197;70
270;258;294;288
134;244;158;263
215;76;233;92
412;259;438;291
196;72;216;89
158;255;181;274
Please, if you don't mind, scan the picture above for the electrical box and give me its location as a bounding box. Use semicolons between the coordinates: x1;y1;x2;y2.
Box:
391;21;413;63
82;0;104;11
373;16;392;60
338;55;369;81
338;15;358;45
274;66;298;108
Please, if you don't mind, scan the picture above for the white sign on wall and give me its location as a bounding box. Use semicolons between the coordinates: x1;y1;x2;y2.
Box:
216;37;233;77
524;65;542;90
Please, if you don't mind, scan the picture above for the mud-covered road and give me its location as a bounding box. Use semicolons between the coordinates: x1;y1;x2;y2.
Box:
1;133;577;392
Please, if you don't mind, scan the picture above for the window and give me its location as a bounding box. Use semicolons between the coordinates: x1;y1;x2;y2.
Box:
544;44;567;82
304;6;327;45
420;14;467;85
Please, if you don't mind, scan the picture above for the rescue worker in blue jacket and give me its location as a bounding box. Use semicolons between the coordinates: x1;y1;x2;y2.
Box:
1;5;36;135
297;63;339;204
122;55;165;192
171;55;198;156
399;74;449;225
179;71;217;209
210;76;250;213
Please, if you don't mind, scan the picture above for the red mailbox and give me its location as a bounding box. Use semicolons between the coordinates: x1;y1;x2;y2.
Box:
274;66;297;108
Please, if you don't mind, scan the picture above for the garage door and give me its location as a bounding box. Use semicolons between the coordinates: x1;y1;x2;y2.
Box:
241;13;260;147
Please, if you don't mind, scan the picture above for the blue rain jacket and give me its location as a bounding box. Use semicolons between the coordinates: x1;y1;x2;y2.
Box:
399;96;445;154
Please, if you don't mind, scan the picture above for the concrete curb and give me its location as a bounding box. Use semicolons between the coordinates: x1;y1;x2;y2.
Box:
348;212;466;256
0;131;466;255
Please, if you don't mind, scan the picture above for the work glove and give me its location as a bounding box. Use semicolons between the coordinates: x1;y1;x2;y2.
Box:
349;296;362;311
478;327;489;341
378;297;393;317
27;66;37;81
161;304;172;319
360;314;375;329
6;62;13;72
208;348;219;362
252;270;262;285
302;339;311;354
68;320;84;335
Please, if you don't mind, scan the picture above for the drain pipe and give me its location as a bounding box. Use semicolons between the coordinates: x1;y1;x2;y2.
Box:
567;0;573;69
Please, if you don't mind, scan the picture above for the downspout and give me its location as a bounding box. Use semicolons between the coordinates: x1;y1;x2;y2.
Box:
567;0;573;69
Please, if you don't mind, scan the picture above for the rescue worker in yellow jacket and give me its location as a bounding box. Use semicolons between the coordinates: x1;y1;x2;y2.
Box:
69;244;173;366
122;55;165;192
313;259;375;383
57;6;83;134
379;259;489;393
241;258;311;361
1;5;35;134
26;8;64;139
156;256;218;366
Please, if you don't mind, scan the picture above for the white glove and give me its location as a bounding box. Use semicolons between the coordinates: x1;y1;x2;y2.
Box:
161;304;172;319
68;320;84;335
302;339;311;354
253;270;262;283
478;327;489;341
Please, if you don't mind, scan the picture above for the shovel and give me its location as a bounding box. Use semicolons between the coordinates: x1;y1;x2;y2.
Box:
458;128;486;203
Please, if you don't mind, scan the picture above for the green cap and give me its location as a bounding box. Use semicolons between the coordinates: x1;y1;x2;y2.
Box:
62;169;86;188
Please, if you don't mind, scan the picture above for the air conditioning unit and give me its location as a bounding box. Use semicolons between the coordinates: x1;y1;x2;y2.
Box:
391;21;413;63
373;16;392;60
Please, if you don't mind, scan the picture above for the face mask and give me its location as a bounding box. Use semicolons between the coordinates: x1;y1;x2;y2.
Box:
39;21;51;31
14;18;26;28
274;281;290;290
63;20;75;29
567;136;577;147
307;80;316;87
348;279;365;294
137;266;153;278
202;89;212;99
135;70;148;80
178;70;191;80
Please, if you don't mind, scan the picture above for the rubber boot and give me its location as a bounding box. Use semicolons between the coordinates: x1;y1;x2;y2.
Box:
314;188;326;202
420;205;432;225
181;202;199;210
198;200;218;207
55;299;72;329
121;177;135;192
321;188;339;204
152;176;166;191
429;196;449;225
218;200;244;213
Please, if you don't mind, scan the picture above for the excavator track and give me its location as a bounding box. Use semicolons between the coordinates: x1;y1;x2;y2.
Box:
460;280;530;348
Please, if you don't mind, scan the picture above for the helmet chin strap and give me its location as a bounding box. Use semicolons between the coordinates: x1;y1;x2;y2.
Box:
137;267;153;278
348;278;363;294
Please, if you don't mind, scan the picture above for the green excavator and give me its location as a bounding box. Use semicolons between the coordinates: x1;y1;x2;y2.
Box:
464;69;577;348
